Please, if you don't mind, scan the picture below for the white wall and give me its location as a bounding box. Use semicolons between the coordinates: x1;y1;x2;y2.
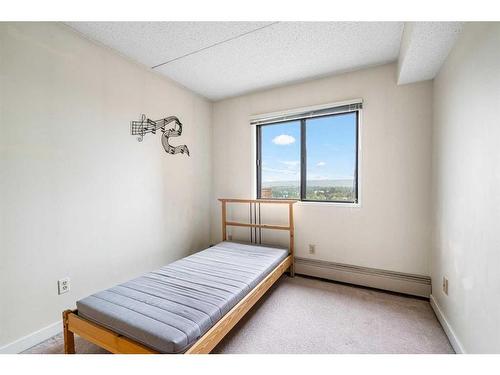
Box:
211;63;433;276
431;23;500;353
0;23;212;349
9;21;496;353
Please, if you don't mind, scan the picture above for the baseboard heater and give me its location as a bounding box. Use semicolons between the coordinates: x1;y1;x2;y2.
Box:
295;257;431;298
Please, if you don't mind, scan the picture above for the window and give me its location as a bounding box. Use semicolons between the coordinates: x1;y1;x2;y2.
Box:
255;103;360;203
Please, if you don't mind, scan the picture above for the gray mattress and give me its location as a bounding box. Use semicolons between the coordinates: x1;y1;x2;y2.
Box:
76;241;288;353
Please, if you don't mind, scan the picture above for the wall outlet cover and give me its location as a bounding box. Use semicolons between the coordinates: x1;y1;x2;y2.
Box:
58;277;70;295
442;276;449;295
308;244;316;254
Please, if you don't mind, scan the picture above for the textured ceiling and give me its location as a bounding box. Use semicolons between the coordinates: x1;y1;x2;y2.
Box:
397;22;464;85
66;22;461;101
66;22;404;100
67;22;275;68
155;22;404;100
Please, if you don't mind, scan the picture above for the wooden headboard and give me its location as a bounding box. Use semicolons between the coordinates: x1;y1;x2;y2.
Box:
218;198;297;273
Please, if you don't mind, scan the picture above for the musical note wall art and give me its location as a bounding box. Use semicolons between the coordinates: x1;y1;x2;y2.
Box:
130;114;190;156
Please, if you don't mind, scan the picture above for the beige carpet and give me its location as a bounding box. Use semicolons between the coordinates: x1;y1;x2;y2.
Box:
23;276;454;354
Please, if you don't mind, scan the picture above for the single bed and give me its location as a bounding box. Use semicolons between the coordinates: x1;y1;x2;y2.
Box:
63;198;296;354
76;241;288;353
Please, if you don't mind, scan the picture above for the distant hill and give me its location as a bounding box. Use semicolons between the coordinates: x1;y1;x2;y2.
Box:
263;179;354;188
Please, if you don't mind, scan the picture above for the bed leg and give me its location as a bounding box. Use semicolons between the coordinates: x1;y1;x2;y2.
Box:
289;264;295;278
63;310;76;354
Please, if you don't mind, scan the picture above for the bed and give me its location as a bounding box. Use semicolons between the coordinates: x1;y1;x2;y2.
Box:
63;198;296;354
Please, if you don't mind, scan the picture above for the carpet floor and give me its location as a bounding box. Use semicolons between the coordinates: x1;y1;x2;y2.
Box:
23;276;454;354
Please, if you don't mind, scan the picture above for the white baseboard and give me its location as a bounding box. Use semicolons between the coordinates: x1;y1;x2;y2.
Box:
0;320;62;354
295;257;431;298
429;294;465;354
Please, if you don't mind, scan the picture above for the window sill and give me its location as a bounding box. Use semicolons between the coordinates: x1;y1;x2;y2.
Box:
297;200;362;208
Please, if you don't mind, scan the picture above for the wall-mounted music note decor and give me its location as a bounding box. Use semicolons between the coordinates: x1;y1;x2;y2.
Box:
130;114;190;156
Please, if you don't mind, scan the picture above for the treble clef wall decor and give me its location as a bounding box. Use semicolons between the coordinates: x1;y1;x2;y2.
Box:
130;114;190;156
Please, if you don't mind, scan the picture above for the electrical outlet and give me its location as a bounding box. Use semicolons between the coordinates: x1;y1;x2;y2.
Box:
442;276;449;295
308;244;316;254
58;277;70;295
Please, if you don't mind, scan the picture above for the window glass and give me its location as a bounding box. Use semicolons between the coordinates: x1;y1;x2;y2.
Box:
257;110;359;203
305;113;357;202
260;121;301;199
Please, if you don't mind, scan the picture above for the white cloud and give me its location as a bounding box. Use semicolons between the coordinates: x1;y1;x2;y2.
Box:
272;134;296;145
262;167;298;176
280;160;300;168
317;161;326;167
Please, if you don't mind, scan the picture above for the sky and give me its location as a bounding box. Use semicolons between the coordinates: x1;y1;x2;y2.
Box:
261;112;357;185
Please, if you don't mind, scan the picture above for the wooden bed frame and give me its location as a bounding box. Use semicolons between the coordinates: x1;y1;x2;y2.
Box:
63;198;296;354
